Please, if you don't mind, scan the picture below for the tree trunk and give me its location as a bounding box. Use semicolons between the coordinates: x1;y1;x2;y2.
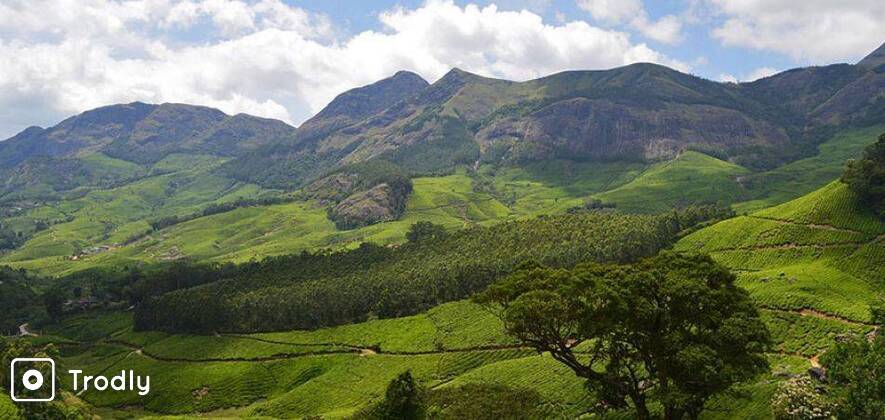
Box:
629;392;651;420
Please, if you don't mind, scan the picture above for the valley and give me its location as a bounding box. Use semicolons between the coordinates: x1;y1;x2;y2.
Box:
1;41;884;419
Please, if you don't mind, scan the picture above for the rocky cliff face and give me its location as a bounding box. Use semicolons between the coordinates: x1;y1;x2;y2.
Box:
329;183;402;229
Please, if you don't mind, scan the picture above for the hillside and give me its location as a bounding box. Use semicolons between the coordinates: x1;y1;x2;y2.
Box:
33;299;814;419
0;44;882;276
592;151;750;213
676;181;884;322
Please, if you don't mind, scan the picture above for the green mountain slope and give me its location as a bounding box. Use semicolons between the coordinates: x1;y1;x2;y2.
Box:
593;151;750;213
676;181;885;322
735;125;885;212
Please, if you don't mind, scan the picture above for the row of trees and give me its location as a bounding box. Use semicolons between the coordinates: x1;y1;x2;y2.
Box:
135;207;726;333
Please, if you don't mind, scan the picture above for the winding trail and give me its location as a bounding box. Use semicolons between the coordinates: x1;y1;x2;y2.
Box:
747;215;866;235
759;306;877;327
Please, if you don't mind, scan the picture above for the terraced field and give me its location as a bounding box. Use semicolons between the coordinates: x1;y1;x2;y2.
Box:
676;181;884;323
37;298;820;419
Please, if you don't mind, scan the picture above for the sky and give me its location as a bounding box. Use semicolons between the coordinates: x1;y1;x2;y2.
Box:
0;0;883;139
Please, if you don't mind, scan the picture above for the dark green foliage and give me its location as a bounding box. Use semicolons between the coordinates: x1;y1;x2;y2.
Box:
41;288;65;321
566;198;617;213
218;144;332;190
424;384;544;419
821;333;884;419
842;132;885;216
382;116;479;176
359;371;425;420
0;268;43;335
0;223;24;250
669;204;736;232
135;212;685;333
405;222;447;243
475;252;772;419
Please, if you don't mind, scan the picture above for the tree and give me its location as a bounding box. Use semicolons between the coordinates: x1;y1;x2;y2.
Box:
362;371;424;420
820;313;884;419
405;221;447;243
770;377;835;420
475;252;771;419
842;132;885;216
42;288;65;321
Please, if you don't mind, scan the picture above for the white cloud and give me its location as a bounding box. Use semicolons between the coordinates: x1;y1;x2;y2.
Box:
716;66;778;83
708;0;885;62
744;66;777;81
577;0;684;44
718;73;738;83
0;0;686;138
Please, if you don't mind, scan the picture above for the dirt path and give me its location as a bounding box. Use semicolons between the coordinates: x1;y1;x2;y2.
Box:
19;323;37;337
760;307;877;327
708;241;863;253
98;337;531;364
748;215;865;235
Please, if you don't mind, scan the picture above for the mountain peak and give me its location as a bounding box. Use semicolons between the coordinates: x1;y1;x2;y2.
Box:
857;41;885;70
307;71;429;125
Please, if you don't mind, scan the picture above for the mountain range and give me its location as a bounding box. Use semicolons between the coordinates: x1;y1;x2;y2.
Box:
0;41;882;274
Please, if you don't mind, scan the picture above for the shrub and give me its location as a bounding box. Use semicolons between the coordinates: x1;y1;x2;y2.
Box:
770;377;835;420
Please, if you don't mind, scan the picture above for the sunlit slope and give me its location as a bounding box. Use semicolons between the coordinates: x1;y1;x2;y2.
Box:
0;156;274;274
593;151;751;213
676;181;885;321
47;303;589;418
43;301;814;419
486;159;646;215
6;173;514;275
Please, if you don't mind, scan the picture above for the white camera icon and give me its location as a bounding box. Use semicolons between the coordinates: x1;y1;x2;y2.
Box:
9;358;55;402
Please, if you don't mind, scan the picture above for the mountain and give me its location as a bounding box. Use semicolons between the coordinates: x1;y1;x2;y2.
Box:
857;41;885;70
1;43;883;274
0;102;297;200
221;44;884;195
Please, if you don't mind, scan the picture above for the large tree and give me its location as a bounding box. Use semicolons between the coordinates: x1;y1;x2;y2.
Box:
842;132;885;217
820;309;884;419
475;252;771;419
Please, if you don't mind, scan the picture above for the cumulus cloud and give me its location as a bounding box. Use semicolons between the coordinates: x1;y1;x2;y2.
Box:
717;66;779;83
708;0;885;62
0;0;686;139
577;0;684;44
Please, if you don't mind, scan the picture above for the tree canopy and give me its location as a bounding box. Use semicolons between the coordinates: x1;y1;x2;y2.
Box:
842;132;885;216
475;252;771;419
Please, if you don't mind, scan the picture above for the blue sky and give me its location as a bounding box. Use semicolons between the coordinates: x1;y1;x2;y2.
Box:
0;0;882;138
302;0;807;82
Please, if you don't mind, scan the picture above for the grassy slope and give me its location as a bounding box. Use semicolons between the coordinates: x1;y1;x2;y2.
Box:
38;296;822;419
0;159;667;276
0;155;277;274
734;125;885;213
676;181;884;322
38;178;885;418
594;151;751;213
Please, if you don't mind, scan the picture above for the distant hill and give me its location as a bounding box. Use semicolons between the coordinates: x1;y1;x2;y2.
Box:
1;44;883;275
0;102;296;201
